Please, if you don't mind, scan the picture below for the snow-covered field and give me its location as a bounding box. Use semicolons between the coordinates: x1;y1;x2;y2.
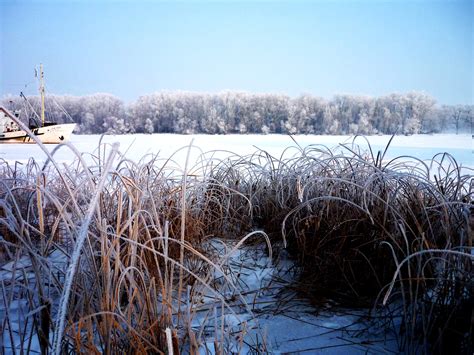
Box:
0;133;472;168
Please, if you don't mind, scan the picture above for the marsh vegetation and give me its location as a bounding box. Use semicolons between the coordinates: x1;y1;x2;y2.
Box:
0;134;472;354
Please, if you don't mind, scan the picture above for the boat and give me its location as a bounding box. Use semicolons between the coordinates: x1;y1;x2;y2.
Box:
0;64;76;144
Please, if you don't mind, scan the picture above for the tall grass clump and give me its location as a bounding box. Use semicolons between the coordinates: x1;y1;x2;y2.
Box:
0;139;267;354
0;132;472;354
206;137;473;353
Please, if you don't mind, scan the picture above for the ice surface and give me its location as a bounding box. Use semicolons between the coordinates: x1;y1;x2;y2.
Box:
0;133;471;169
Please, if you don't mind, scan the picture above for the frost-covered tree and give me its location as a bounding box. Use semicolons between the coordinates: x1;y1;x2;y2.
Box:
442;105;472;134
357;112;373;135
1;90;460;135
144;118;154;134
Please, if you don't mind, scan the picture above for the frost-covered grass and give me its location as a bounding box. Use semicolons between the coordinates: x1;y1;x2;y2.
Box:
0;133;472;354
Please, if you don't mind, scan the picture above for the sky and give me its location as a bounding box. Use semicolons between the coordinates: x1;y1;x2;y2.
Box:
0;0;472;105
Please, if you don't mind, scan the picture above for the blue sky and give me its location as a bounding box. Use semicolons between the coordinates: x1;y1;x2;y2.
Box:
1;0;472;104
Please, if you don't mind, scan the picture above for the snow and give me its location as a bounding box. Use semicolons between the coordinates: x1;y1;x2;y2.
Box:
187;242;399;354
0;250;68;354
0;239;400;353
0;133;472;169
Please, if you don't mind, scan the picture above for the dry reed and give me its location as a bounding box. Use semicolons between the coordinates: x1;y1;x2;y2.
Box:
0;134;472;354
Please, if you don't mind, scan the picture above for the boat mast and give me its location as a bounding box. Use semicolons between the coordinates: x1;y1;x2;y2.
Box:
39;63;45;127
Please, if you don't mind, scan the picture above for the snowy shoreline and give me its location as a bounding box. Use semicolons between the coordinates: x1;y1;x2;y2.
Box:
1;133;472;168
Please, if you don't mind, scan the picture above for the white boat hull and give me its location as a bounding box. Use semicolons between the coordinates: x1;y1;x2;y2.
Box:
0;123;76;144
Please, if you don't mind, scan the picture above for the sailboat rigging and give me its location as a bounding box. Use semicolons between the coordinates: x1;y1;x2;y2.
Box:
0;64;76;144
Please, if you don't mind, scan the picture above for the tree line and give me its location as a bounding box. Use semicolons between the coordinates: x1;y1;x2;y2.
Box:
2;91;472;135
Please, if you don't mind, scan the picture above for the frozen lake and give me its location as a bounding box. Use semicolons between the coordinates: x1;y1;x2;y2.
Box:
0;133;472;169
